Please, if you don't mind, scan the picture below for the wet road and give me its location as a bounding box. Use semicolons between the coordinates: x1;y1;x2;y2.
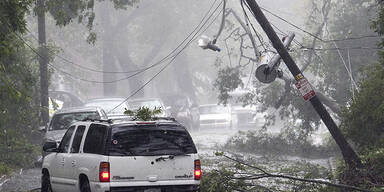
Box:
0;168;40;192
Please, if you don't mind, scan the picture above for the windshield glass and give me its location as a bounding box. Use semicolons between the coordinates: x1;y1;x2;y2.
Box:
128;100;162;110
108;124;197;156
85;100;127;114
49;112;100;131
199;105;229;114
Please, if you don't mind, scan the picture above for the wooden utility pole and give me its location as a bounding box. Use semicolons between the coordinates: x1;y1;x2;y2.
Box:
37;0;49;125
244;0;361;168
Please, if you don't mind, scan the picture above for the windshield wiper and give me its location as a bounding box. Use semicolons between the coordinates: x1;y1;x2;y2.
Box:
155;153;190;162
155;155;174;162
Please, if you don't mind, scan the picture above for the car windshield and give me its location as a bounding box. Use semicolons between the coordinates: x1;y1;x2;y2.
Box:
108;124;197;156
199;105;229;114
128;100;162;110
49;112;100;131
85;100;127;114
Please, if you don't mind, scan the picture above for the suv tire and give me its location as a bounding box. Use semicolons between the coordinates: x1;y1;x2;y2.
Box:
80;178;91;192
41;171;52;192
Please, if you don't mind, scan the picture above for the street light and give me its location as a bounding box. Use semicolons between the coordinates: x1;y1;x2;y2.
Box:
198;35;221;52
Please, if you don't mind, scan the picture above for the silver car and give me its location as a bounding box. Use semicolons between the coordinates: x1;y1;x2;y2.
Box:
41;106;107;158
199;104;232;129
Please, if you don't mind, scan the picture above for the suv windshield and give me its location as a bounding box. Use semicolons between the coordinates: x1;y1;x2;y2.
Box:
109;124;197;156
49;112;100;131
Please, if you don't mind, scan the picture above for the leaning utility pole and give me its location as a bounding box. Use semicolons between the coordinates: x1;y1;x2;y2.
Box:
244;0;361;168
37;0;49;125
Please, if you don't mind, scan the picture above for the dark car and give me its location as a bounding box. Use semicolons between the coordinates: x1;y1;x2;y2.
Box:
162;95;200;131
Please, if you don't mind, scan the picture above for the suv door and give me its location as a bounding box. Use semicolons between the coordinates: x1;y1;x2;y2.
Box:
50;125;75;192
75;123;109;185
63;125;87;190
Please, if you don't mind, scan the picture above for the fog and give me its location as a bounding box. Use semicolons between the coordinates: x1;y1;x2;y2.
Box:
24;0;312;106
2;0;383;191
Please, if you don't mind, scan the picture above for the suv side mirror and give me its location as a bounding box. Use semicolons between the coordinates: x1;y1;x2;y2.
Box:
39;126;46;132
39;123;49;132
43;141;58;152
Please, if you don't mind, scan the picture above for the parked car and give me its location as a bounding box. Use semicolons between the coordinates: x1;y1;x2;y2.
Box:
162;95;200;131
41;118;201;192
199;104;232;129
231;105;259;129
41;106;107;158
127;98;170;117
83;97;128;115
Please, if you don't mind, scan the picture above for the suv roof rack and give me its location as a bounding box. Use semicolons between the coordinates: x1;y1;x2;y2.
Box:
81;117;113;124
81;116;177;124
151;117;177;122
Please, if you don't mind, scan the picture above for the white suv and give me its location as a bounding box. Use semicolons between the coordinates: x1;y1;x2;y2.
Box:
41;118;201;192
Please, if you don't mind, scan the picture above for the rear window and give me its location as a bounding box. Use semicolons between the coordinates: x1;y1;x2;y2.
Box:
108;124;197;156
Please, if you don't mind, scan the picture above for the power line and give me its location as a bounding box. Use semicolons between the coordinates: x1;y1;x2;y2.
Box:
242;3;382;53
108;1;224;113
5;0;223;84
242;1;305;52
300;46;383;51
23;0;222;75
259;6;380;43
7;1;223;114
240;0;267;52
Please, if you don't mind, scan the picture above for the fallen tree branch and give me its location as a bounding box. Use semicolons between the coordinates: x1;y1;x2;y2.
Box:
223;155;372;192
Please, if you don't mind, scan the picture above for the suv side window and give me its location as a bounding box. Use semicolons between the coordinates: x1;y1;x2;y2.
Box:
83;124;108;155
70;125;86;153
58;126;75;153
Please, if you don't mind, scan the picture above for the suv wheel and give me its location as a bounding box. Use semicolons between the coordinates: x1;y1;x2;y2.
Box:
41;171;52;192
80;178;91;192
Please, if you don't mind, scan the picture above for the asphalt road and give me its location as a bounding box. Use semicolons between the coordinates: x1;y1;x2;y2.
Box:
0;168;41;192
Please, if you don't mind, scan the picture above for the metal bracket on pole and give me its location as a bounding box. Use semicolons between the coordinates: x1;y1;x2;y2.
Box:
255;32;295;83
